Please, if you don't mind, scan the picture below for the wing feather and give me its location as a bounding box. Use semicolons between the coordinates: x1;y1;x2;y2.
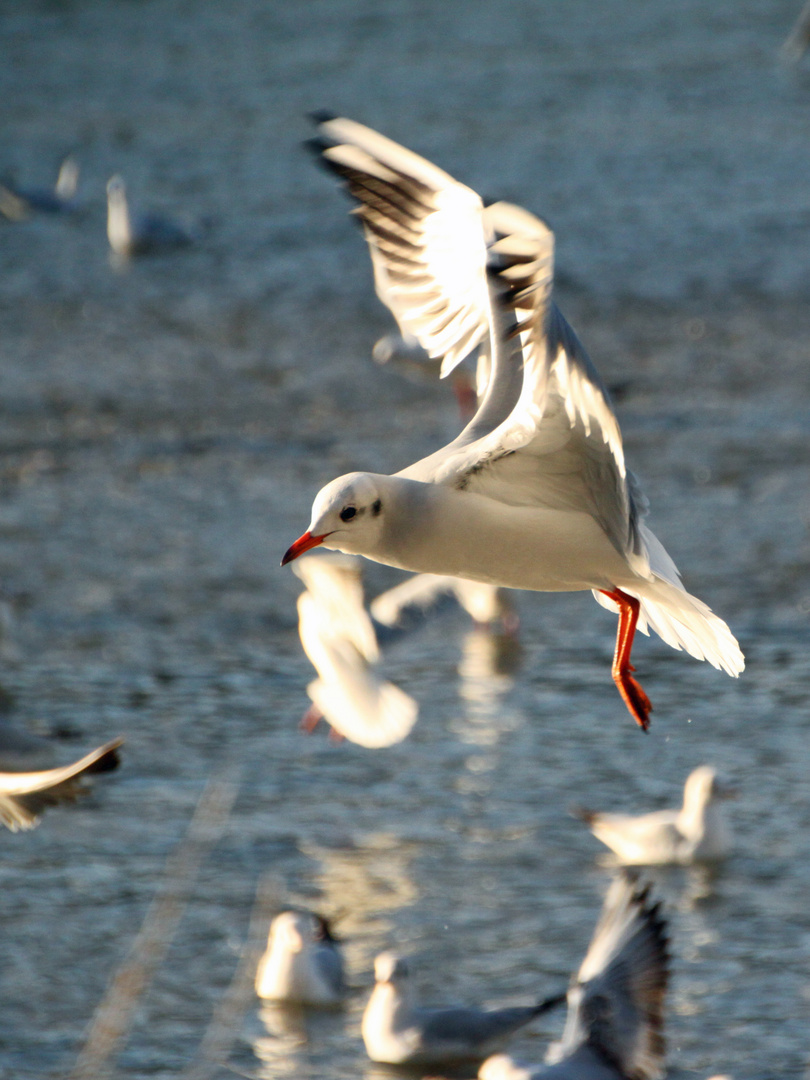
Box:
311;117;492;374
312;117;641;562
547;874;669;1080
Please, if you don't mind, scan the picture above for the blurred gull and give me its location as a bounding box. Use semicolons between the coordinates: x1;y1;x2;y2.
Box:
255;910;346;1006
293;553;418;747
361;950;565;1066
0;736;123;832
283;115;744;731
371;572;518;636
106;174;196;258
0;155;80;220
373;331;480;419
573;765;734;866
478;873;669;1080
782;0;810;62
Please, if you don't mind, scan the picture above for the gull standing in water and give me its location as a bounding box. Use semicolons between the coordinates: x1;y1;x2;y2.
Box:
106;175;196;259
0;155;80;220
478;873;669;1080
573;765;734;866
0;736;122;831
282;115;744;730
255;910;346;1006
293;553;418;747
362;950;565;1066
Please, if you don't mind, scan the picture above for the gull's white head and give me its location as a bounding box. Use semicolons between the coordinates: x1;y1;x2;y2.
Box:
270;910;333;955
683;765;733;811
373;950;410;986
282;472;386;565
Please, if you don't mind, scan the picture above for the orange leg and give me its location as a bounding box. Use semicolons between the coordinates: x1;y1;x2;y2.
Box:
300;704;345;744
299;703;323;733
599;588;653;731
451;372;478;421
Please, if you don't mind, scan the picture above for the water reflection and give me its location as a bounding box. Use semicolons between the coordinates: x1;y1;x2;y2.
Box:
252;1003;348;1078
458;628;522;695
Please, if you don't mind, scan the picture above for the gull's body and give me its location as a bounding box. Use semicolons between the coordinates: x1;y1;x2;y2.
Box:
574;765;733;866
294;553;418;747
478;874;669;1080
283;115;744;729
106;175;195;258
362;950;564;1066
0;737;122;831
255;910;346;1006
0;156;79;220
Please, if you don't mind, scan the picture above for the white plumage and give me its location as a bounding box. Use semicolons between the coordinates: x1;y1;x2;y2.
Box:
284;115;744;730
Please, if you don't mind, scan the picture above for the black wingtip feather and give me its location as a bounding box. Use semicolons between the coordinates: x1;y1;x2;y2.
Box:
86;739;124;776
309;109;339;125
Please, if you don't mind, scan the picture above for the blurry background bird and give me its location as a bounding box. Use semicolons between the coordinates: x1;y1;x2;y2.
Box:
106;174;197;259
478;873;669;1080
293;553;419;748
254;909;346;1006
0;737;122;832
0;155;80;220
572;765;735;866
362;949;565;1066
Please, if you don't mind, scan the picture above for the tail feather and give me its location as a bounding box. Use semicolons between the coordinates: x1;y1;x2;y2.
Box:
593;577;744;677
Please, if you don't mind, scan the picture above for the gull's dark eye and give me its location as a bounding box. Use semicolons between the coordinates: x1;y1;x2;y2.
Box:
339;506;357;522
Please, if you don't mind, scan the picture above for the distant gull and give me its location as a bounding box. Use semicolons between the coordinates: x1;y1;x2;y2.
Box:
282;115;744;731
371;571;518;636
293;553;418;748
572;765;734;866
361;949;565;1066
478;873;669;1080
0;736;122;832
255;909;346;1006
106;174;196;258
373;331;480;418
782;0;810;62
0;155;80;220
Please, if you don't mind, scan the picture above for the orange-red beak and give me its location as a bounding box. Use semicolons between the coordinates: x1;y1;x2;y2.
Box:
281;531;330;566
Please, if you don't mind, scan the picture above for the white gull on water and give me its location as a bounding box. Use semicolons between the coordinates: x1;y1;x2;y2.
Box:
106;175;196;259
361;949;565;1066
478;873;669;1080
0;155;79;220
573;764;734;866
254;909;346;1006
282;115;744;729
293;553;418;748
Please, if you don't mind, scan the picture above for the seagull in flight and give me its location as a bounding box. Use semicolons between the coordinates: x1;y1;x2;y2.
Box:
293;553;419;748
478;873;669;1080
0;737;122;831
282;115;744;729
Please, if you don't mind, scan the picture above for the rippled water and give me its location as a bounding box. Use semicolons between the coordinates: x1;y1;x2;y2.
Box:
1;3;810;1078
